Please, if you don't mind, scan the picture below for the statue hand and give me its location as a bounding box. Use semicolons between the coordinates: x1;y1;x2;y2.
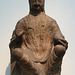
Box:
58;39;68;49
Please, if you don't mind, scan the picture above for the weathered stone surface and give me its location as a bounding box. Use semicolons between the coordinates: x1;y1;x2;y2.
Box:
9;0;68;75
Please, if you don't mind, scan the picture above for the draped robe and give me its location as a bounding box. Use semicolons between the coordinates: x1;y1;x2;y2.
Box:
9;12;68;75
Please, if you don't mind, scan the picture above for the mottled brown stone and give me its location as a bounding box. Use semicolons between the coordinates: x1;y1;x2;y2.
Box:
9;0;68;75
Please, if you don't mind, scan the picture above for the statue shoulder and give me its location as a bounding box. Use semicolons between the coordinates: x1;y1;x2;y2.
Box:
14;15;29;37
17;15;28;26
49;17;54;21
45;14;57;27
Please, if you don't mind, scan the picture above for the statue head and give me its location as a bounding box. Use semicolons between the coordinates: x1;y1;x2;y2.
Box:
29;0;45;15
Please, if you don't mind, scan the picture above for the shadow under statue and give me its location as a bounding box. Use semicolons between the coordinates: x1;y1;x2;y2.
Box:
9;0;68;75
5;63;10;75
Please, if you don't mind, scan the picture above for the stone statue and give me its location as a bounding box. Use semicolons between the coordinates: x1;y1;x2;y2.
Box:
9;0;68;75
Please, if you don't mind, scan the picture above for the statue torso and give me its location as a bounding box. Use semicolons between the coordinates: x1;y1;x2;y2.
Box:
10;12;65;75
21;12;54;60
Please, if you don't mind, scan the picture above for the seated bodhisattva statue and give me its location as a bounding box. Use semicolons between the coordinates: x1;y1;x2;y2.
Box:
9;0;68;75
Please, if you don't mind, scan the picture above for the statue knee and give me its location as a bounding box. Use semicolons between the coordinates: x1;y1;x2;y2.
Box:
54;45;66;57
12;48;23;59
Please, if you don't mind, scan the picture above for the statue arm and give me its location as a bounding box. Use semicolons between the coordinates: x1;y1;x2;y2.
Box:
15;21;25;37
48;20;68;70
9;21;25;51
9;21;25;64
9;21;37;70
52;20;68;57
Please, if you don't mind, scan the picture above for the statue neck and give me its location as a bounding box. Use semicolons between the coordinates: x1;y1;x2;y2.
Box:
29;12;45;16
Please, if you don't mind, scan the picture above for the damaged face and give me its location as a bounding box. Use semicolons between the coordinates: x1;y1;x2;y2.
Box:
29;0;45;13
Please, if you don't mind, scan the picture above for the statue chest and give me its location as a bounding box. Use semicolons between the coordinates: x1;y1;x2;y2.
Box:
23;15;54;52
25;19;53;37
24;19;53;49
